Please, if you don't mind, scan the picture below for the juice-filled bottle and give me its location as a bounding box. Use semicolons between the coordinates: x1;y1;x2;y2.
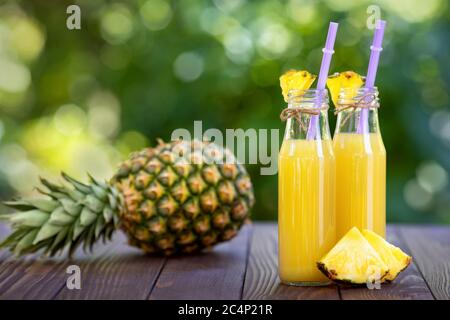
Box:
333;87;386;239
278;89;336;286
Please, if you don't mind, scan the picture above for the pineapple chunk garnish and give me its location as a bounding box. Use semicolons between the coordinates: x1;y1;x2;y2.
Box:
326;71;364;107
317;227;389;285
279;70;316;102
362;229;412;282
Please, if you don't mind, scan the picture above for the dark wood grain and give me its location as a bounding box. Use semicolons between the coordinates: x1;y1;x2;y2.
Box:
0;229;117;299
55;232;166;300
0;229;165;300
340;225;434;300
1;222;449;300
400;225;450;300
0;223;11;262
242;223;340;300
0;254;67;299
149;224;252;300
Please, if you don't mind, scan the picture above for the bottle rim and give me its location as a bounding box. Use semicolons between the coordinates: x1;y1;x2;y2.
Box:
287;88;329;107
338;86;379;95
337;86;379;105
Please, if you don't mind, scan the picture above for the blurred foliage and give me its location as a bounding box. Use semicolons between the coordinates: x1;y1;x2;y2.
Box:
0;0;449;223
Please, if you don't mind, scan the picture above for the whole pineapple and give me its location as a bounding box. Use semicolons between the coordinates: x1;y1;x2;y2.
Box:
0;140;255;256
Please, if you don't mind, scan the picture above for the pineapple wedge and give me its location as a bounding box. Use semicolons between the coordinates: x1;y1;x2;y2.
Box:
317;227;389;285
326;71;364;107
362;229;412;282
279;70;316;102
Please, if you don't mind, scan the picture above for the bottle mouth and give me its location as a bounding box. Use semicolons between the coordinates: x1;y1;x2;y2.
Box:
287;89;329;106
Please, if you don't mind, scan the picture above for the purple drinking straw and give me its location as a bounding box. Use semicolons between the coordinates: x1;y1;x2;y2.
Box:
357;20;386;134
306;22;338;140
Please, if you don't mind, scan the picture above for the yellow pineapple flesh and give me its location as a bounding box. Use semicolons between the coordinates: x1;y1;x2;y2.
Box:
326;71;364;107
317;227;389;285
362;229;412;282
279;70;316;102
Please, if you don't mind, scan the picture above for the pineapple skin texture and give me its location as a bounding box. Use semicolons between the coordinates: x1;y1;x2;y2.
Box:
112;140;255;255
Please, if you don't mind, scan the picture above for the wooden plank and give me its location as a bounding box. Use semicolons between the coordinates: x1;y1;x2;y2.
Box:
0;231;114;300
400;225;450;300
0;254;67;300
149;224;252;300
0;223;12;262
243;223;340;300
0;231;165;300
56;232;166;300
340;225;434;300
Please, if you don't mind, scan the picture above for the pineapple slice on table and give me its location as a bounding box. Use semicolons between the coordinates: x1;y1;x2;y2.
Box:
326;71;364;107
279;70;316;102
317;227;389;285
362;229;412;282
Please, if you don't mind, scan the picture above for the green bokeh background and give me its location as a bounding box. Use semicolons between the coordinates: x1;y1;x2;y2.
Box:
0;0;449;223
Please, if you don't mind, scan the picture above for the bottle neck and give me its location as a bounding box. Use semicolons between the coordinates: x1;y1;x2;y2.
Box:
284;111;332;140
284;89;332;140
334;87;381;135
334;108;381;135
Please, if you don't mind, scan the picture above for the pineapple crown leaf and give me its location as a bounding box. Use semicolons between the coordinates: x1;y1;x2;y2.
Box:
0;172;122;257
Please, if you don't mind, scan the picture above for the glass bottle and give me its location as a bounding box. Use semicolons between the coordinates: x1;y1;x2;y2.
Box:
333;87;386;239
278;89;336;286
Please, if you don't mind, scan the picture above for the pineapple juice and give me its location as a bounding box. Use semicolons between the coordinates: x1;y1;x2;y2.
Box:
278;139;336;284
333;132;386;239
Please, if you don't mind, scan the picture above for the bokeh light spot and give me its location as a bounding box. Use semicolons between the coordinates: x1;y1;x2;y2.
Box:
429;111;450;145
54;104;87;136
404;179;433;211
213;0;245;12
71;143;113;180
224;28;253;56
100;4;134;44
0;58;31;93
288;0;317;25
379;0;443;23
223;27;253;64
173;52;204;82
417;161;448;194
87;91;121;139
140;0;173;31
0;144;39;193
9;16;45;62
200;7;239;36
257;24;293;59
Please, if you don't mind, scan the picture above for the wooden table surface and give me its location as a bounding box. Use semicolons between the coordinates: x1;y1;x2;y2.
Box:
0;222;449;300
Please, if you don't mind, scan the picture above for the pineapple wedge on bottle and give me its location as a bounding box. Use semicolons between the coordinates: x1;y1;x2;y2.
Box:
317;227;389;285
279;70;316;102
326;71;364;107
362;229;412;282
